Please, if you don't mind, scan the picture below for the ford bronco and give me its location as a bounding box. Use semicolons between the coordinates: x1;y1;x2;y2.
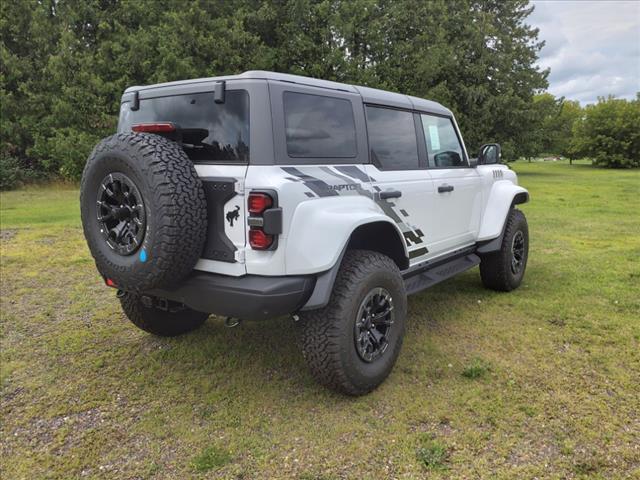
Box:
80;71;529;395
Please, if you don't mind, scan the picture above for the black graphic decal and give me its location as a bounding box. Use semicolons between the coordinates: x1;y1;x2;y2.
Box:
334;165;371;182
319;166;357;185
281;167;339;197
403;230;424;246
279;166;427;259
409;247;429;259
226;205;240;226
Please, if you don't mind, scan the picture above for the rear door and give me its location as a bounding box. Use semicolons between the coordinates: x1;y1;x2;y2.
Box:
363;105;434;263
118;82;255;275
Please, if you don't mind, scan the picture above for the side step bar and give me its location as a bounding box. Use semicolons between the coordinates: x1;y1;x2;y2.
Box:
403;253;480;296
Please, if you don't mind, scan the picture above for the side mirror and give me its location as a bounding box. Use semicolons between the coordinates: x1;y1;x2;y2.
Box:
478;143;501;165
469;158;478;168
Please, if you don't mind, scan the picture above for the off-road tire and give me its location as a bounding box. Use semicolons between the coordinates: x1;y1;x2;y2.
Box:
120;292;208;336
80;133;207;292
298;250;407;396
480;208;529;292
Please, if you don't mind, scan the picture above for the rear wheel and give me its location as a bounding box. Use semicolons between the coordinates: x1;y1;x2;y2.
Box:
298;250;407;395
119;292;208;337
480;208;529;291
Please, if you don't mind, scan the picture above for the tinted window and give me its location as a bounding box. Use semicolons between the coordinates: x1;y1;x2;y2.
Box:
283;92;357;158
365;106;419;170
119;90;249;162
420;114;466;167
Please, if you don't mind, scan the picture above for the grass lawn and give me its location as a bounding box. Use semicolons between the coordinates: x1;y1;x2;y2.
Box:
1;161;639;479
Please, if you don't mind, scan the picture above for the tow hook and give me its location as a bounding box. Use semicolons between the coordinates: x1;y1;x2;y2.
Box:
224;317;241;328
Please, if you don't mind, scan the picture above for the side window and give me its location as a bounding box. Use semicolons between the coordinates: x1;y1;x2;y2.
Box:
365;106;419;170
420;114;466;168
283;92;357;158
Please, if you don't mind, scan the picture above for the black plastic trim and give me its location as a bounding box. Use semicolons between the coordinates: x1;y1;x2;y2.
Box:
201;177;238;262
403;245;477;279
131;91;139;111
263;207;283;235
301;247;347;311
404;253;480;295
214;81;226;104
148;272;316;320
513;192;529;204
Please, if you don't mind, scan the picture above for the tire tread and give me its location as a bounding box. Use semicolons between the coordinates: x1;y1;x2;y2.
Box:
80;133;207;292
298;250;406;395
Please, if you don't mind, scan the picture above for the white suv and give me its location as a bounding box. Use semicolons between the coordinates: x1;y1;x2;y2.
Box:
80;71;529;395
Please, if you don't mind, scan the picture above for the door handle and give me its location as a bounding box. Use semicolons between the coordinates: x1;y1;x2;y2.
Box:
379;190;402;200
438;184;454;193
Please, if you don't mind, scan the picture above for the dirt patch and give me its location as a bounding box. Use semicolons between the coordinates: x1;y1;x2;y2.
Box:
0;229;17;242
11;408;105;451
409;417;457;436
506;438;561;467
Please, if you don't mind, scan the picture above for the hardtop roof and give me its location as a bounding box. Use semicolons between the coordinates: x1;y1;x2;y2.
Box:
124;70;451;116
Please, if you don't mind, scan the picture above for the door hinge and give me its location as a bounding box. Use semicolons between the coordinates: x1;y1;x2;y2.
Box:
235;248;246;263
235;179;245;194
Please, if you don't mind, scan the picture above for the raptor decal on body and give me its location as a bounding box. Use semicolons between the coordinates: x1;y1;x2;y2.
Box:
280;166;427;257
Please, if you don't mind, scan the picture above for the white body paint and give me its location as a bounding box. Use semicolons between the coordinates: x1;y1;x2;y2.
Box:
193;162;526;277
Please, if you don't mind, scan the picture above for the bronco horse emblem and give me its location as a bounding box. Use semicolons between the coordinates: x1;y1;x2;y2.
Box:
226;205;240;227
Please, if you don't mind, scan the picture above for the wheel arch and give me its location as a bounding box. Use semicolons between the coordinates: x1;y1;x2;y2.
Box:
346;221;409;271
285;196;408;275
477;181;529;242
301;220;408;311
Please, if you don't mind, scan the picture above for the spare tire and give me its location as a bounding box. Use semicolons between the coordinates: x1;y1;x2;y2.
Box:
80;133;207;292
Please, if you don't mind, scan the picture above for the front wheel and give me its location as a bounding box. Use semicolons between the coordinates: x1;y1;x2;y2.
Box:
479;208;529;292
298;250;407;396
119;292;208;337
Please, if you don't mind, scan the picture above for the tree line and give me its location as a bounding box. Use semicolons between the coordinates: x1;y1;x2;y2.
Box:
529;93;639;168
1;0;637;189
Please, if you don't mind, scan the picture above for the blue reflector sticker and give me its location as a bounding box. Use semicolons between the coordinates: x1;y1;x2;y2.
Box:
139;249;147;263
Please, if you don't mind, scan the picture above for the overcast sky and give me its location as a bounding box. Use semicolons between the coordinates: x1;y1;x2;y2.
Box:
528;0;640;105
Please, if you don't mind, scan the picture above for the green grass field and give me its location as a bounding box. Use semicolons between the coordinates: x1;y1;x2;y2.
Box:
1;161;639;479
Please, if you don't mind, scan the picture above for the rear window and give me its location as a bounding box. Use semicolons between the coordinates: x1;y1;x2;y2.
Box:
283;92;357;158
119;90;249;163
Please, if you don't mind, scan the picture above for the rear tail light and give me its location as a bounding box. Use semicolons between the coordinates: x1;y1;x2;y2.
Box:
131;122;176;133
248;191;277;250
248;192;273;214
249;228;274;250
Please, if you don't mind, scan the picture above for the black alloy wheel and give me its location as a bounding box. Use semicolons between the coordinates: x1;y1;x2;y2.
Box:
96;172;146;256
510;230;525;274
354;287;395;363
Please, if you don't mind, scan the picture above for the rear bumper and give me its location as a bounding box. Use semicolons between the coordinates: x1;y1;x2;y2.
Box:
148;272;316;321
